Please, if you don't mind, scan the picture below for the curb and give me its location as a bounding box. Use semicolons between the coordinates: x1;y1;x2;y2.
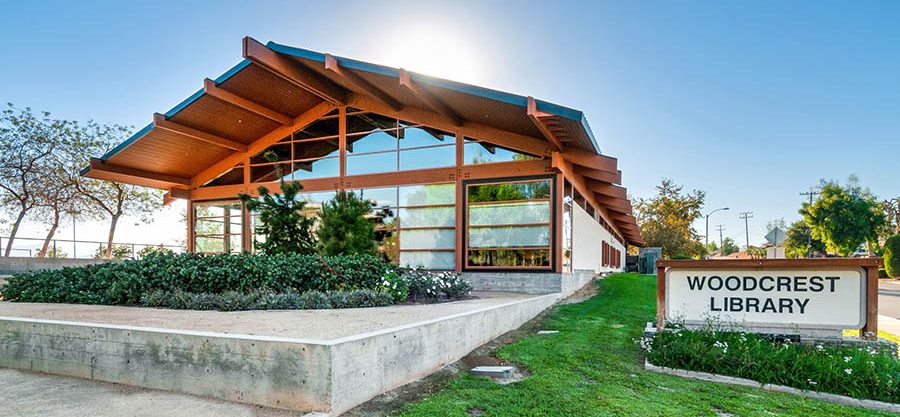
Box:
644;360;900;414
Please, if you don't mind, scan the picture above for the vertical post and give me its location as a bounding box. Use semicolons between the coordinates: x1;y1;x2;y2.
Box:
454;128;464;272
656;263;666;330
243;153;252;253
186;198;195;253
860;266;879;340
338;106;347;181
553;173;564;273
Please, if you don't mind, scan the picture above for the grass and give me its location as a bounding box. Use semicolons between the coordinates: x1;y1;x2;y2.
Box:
397;273;894;417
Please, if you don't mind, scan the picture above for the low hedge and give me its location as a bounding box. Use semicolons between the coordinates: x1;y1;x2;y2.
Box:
1;252;392;305
141;288;393;311
643;327;900;403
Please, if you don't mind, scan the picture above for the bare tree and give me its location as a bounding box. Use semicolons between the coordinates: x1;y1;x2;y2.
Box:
0;104;74;256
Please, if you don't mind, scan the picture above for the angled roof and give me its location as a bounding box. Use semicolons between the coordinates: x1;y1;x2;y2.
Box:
80;37;642;245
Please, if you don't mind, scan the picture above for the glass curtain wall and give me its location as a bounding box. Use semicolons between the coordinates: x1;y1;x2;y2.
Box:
193;201;243;254
346;110;456;175
466;177;553;269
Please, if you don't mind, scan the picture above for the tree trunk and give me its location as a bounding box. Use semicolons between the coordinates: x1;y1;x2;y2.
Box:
4;208;28;257
38;211;61;258
104;213;121;259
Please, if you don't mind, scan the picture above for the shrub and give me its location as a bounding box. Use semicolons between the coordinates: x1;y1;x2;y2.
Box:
642;326;900;403
884;235;900;278
138;288;393;311
1;252;393;305
317;190;377;256
401;267;472;302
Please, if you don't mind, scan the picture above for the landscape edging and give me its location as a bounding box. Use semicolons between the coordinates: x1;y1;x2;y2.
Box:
644;359;900;414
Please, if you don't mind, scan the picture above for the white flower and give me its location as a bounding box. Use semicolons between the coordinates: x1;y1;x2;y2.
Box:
843;356;852;363
844;368;853;375
807;379;818;385
815;345;824;351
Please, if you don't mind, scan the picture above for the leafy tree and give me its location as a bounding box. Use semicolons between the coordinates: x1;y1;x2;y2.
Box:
784;220;827;258
93;244;132;259
74;122;162;259
633;179;706;258
318;191;377;256
704;241;718;256
881;198;900;240
239;152;317;255
720;237;739;255
746;245;767;259
0;104;75;256
885;235;900;278
799;177;886;256
766;218;787;233
137;244;174;259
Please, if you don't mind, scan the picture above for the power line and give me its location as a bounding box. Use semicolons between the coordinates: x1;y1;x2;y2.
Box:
739;211;753;250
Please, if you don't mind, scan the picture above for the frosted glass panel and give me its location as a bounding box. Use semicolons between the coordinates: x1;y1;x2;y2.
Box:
399;183;455;206
468;201;550;226
400;251;455;269
469;226;550;248
399;207;455;228
400;229;455;250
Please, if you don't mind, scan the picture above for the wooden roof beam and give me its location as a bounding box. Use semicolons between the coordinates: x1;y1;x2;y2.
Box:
399;69;463;126
589;182;628;200
581;167;622;184
325;54;403;111
89;158;191;188
243;36;346;105
153;113;247;152
203;78;292;125
527;97;565;152
562;148;618;173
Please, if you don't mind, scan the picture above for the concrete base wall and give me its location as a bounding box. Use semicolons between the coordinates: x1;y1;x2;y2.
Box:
463;270;595;298
0;258;120;276
0;290;575;415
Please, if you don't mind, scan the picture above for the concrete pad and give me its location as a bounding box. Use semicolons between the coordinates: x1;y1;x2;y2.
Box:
0;368;294;417
470;366;515;379
536;330;559;335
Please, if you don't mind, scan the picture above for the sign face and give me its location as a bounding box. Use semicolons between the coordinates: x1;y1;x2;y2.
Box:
765;228;787;246
666;268;865;329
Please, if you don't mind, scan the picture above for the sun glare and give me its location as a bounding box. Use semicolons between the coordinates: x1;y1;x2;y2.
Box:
378;26;481;83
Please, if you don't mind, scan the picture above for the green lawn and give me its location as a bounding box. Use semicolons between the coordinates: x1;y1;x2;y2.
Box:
397;273;891;417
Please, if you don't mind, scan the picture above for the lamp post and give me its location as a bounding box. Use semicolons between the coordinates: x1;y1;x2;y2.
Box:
66;209;81;258
705;207;730;247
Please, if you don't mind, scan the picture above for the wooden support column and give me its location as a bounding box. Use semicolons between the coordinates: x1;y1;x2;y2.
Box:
860;265;879;340
339;106;347;180
553;173;564;273
656;263;666;330
455;128;465;272
186;198;195;253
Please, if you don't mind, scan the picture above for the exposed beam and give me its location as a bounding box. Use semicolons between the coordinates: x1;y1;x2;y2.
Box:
348;94;552;157
89;158;191;188
203;78;292;125
399;69;463;126
325;54;403;111
589;182;628;200
580;167;622;184
527;97;565;152
192;102;336;187
153;113;247;152
243;36;346;105
552;152;632;240
562;148;618;173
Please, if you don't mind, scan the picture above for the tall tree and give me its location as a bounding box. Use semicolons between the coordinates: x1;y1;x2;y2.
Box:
0;104;74;256
881;198;900;239
799;176;885;256
784;220;827;258
317;191;377;256
74;122;161;259
633;179;706;258
720;237;740;255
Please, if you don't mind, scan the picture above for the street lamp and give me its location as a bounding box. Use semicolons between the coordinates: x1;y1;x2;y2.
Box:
705;207;730;247
65;209;81;258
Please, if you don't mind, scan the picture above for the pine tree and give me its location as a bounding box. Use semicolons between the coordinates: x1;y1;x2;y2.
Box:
317;190;377;256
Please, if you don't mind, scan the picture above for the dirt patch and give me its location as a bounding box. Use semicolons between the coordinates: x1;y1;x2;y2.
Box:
341;277;601;417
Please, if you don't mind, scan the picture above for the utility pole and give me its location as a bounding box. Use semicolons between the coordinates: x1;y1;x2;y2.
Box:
739;211;753;250
716;224;725;254
800;188;820;257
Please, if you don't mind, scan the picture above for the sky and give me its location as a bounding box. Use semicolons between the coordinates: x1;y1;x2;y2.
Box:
1;0;898;254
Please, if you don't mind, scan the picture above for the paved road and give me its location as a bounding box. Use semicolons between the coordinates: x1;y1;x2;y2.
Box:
879;280;900;319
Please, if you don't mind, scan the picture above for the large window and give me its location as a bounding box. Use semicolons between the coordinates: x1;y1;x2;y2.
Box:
465;177;553;269
357;183;456;269
249;113;341;183
463;137;538;165
194;201;243;254
249;190;336;252
347;111;456;175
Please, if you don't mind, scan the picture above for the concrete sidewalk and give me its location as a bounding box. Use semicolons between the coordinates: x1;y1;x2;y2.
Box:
879;314;900;338
0;368;295;417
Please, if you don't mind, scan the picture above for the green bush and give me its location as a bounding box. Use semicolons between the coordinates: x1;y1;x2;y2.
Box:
884;235;900;278
318;190;378;256
401;267;472;302
139;288;392;311
643;327;900;403
2;252;392;305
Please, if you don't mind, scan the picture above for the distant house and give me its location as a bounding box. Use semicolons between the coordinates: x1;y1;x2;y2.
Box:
81;37;642;275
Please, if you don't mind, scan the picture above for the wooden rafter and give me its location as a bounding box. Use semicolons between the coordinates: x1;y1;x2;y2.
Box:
89;158;191;188
202;78;292;125
325;54;403;111
562;148;617;173
399;69;463;126
191;102;336;187
243;36;346;105
527;97;565;152
589;182;628;199
581;167;622;184
153;113;248;152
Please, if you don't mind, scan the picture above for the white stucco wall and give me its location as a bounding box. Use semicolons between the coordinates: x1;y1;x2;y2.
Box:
572;204;626;273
